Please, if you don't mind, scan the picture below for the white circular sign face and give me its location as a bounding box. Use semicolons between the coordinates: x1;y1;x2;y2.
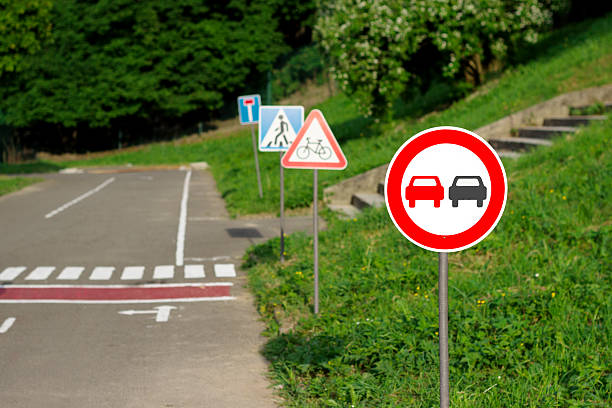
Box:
401;144;491;235
385;126;507;252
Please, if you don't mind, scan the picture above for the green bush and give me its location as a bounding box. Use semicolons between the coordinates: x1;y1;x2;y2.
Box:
316;0;571;118
272;46;326;100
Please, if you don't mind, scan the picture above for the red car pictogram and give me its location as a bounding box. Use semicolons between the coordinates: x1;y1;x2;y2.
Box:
405;176;444;208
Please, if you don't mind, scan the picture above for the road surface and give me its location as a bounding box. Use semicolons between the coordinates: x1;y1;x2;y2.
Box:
0;168;314;408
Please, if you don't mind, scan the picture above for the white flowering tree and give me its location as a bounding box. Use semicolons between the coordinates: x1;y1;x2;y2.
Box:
315;0;569;117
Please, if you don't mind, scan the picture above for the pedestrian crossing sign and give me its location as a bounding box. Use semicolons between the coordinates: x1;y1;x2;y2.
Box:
237;94;261;125
258;106;304;151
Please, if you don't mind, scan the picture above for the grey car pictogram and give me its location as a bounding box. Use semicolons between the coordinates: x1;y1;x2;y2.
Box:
448;176;487;207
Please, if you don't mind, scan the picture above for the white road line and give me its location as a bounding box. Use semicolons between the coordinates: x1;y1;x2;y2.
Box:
175;170;192;266
57;266;85;280
25;266;55;280
45;177;115;219
153;265;174;280
0;297;235;304
0;317;16;333
3;283;233;288
121;266;145;280
214;264;236;278
89;266;114;280
184;264;205;279
185;256;232;262
0;267;26;280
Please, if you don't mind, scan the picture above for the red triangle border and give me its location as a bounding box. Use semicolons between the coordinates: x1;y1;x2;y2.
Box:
281;109;347;170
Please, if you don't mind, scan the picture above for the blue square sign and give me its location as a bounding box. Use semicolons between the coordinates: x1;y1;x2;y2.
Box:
237;94;261;125
259;105;304;151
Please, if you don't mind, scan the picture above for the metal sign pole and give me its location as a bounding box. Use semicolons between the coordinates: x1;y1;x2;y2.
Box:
313;169;319;314
438;252;450;408
280;152;285;262
251;124;263;198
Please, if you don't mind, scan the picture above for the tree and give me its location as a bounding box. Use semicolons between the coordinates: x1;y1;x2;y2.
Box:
0;0;288;137
0;0;53;76
315;0;571;118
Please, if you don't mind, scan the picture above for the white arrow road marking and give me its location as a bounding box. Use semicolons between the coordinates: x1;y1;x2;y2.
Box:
0;317;16;333
118;305;177;322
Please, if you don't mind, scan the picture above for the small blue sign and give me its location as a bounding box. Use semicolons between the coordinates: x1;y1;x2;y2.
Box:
259;106;304;151
237;94;261;125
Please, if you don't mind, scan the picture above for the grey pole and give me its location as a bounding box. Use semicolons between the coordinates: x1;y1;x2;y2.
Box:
438;252;450;408
313;169;319;314
280;152;285;262
250;125;263;198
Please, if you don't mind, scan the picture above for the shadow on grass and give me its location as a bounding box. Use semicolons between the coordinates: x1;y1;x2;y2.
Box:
243;237;281;268
511;13;612;66
331;115;374;143
263;332;346;373
0;161;65;175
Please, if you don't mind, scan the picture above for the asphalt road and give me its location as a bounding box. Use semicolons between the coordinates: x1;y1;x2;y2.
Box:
0;168;315;408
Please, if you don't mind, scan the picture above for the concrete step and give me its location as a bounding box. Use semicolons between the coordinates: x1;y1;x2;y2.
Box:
327;203;361;219
351;192;385;210
488;137;552;152
543;115;607;127
517;126;577;139
497;151;523;159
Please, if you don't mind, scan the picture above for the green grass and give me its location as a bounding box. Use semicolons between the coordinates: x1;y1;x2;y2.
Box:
243;116;612;406
0;176;42;196
1;13;611;218
0;160;64;174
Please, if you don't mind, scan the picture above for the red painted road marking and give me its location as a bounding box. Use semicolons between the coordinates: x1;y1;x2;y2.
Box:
0;284;233;303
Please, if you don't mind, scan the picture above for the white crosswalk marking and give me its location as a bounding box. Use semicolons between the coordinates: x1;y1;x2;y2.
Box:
214;264;236;278
25;266;56;280
153;265;174;280
57;266;85;280
184;264;205;278
0;263;235;282
121;266;145;280
90;266;114;280
0;267;26;280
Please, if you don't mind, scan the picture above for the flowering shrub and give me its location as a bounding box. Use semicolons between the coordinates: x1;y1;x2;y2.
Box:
315;0;570;117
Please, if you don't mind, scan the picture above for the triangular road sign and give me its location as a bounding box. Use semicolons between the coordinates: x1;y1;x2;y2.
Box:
281;109;347;170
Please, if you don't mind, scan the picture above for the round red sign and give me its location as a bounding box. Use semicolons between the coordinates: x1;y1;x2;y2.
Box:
385;126;507;252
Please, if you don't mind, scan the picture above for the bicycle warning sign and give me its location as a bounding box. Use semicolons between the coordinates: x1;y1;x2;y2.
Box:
282;109;347;170
259;106;304;151
385;126;507;252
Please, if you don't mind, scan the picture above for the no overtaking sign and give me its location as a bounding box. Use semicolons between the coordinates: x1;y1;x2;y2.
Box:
384;126;507;408
385;126;507;252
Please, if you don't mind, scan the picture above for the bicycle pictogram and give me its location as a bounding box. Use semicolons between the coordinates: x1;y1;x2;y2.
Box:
296;137;332;160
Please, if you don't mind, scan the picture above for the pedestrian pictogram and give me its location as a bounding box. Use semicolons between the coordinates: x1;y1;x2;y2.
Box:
385;126;507;252
282;109;347;169
259;106;304;151
237;94;261;125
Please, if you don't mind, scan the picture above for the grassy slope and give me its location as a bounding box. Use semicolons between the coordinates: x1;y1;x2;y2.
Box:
2;13;610;216
244;116;612;406
0;176;41;197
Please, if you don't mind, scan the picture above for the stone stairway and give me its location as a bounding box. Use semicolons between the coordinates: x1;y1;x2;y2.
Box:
325;94;611;218
488;114;606;156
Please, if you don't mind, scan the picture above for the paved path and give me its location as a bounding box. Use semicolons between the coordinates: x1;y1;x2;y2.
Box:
0;169;315;407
